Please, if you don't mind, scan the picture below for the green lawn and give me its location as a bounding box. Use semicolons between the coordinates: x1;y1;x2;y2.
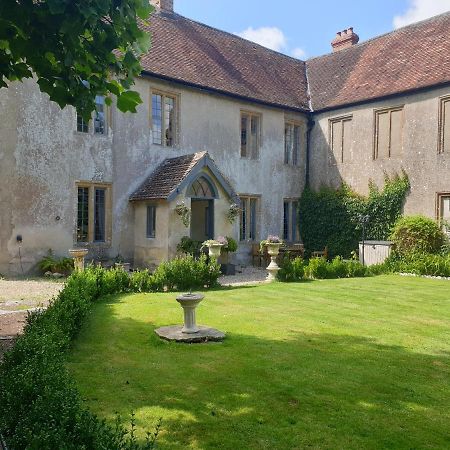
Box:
67;275;450;449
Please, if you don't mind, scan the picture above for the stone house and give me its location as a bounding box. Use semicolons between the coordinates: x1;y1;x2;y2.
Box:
0;0;449;275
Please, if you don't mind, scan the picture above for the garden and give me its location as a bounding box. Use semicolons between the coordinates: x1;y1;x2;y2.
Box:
1;175;450;449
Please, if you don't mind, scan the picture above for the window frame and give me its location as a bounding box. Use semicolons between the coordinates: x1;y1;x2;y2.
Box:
436;191;450;231
438;95;450;154
284;120;302;166
329;115;353;164
150;89;179;148
76;181;112;245
76;96;109;136
282;198;300;243
240;111;262;160
239;195;260;242
146;204;157;239
373;105;404;160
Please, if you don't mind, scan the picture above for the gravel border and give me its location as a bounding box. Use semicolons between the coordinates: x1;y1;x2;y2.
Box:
398;273;450;281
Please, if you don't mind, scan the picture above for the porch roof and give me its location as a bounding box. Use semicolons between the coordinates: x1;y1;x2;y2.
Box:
129;151;238;203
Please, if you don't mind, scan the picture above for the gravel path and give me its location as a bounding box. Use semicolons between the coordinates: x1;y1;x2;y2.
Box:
219;266;267;286
0;279;63;346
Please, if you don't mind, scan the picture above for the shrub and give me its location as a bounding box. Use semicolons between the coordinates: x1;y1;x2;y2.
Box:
305;257;332;279
152;254;220;291
299;173;409;258
176;236;202;256
277;256;305;282
385;252;450;277
0;268;160;449
38;249;74;275
278;256;371;281
390;215;447;256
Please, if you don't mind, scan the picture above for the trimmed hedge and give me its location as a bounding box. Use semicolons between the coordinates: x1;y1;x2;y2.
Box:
0;255;220;449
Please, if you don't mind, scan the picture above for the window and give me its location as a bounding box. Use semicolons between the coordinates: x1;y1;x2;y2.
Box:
241;112;261;159
374;106;404;159
77;114;89;133
146;205;156;238
76;182;112;243
329;115;352;163
76;95;107;135
151;91;177;147
438;95;450;154
94;95;106;134
283;199;299;242
285;122;302;165
437;192;450;236
239;196;259;241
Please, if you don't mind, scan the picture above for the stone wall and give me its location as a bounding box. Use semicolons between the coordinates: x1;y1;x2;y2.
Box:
0;76;307;274
309;86;450;219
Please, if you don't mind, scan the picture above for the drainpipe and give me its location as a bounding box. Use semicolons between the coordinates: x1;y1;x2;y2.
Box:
305;114;315;188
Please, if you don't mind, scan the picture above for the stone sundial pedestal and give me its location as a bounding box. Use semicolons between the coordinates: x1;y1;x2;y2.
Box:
155;293;225;343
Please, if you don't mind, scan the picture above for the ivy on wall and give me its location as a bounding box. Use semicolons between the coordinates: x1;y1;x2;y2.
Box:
299;172;410;258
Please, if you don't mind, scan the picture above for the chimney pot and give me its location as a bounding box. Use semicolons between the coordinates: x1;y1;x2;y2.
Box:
331;26;359;52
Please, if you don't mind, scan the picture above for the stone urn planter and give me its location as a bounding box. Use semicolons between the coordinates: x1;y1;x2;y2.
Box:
261;237;283;282
202;240;224;259
176;293;204;334
68;248;88;272
207;244;223;258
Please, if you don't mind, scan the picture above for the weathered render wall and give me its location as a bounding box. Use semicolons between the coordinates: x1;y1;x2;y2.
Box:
0;79;113;276
112;76;307;267
0;76;307;274
310;86;450;218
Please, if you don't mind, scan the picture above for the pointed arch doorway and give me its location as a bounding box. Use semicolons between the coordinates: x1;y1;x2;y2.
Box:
187;175;218;242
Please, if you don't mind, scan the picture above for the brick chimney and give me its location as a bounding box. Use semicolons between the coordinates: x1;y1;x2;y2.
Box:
151;0;174;12
331;27;359;52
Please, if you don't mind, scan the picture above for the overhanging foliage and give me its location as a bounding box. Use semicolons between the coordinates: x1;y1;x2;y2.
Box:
0;0;153;117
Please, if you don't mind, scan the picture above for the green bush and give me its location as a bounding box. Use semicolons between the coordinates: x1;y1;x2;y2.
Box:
38;249;74;275
0;267;160;449
390;215;447;256
176;236;202;256
277;256;305;282
278;256;371;281
153;254;221;291
299;173;410;258
385;252;450;277
306;257;333;279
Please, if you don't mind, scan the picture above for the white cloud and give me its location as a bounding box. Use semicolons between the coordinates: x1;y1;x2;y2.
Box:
291;47;306;59
237;26;287;52
393;0;450;28
236;26;307;59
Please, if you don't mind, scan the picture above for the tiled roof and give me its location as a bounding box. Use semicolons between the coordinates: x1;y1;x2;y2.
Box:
130;152;206;201
306;12;450;111
140;11;310;111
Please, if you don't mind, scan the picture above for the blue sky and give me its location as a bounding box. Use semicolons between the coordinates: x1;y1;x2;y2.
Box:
175;0;450;58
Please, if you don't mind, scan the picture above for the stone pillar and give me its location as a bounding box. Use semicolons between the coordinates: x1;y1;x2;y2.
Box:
176;293;204;334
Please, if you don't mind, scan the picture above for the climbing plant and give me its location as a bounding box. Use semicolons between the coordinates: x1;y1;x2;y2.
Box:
299;172;410;258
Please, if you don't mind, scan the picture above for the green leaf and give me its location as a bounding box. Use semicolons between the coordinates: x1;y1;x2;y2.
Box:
117;90;142;113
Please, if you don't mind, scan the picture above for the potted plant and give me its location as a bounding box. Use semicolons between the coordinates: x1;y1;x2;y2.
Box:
226;203;241;224
175;201;191;228
219;236;238;275
260;235;283;255
201;238;224;258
